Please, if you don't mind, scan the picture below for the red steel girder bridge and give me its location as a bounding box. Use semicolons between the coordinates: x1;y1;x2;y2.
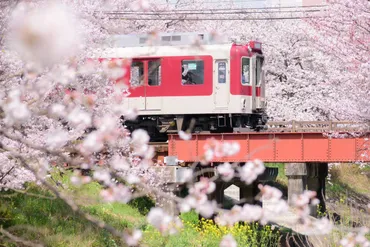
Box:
152;121;370;164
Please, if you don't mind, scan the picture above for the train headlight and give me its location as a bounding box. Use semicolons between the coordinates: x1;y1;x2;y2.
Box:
249;41;262;51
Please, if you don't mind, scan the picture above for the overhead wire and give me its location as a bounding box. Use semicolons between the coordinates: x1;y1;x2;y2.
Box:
104;9;323;15
142;3;327;11
107;16;326;21
100;3;327;21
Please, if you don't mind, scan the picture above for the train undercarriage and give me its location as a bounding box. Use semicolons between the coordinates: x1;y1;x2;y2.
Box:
123;111;268;142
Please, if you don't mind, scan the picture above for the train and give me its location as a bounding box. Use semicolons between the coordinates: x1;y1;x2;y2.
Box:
99;32;268;141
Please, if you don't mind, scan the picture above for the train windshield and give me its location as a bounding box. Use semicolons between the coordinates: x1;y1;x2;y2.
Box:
256;56;264;86
241;57;250;85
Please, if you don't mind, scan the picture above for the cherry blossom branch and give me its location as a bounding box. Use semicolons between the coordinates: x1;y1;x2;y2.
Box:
0;165;14;183
0;141;129;242
0;186;56;200
0;129;80;167
0;227;43;247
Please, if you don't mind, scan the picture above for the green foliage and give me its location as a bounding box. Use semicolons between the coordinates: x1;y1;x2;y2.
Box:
128;196;155;215
0;169;284;246
0;200;15;228
142;215;280;247
0;182;283;247
0;180;146;247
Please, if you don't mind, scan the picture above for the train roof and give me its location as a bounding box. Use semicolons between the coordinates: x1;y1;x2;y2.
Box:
106;32;231;47
98;32;260;59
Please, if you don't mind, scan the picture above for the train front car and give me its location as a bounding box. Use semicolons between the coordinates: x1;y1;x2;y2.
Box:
229;41;268;132
101;33;268;141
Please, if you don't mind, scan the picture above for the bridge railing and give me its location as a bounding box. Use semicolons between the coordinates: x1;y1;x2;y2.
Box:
266;121;370;132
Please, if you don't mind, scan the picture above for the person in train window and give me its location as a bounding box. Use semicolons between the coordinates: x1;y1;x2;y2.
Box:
242;65;249;84
182;65;194;84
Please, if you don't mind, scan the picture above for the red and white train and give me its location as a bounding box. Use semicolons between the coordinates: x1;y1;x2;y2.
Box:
100;32;268;141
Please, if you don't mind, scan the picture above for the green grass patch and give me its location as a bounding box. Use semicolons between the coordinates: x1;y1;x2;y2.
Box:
0;170;282;247
0;182;146;247
142;212;280;247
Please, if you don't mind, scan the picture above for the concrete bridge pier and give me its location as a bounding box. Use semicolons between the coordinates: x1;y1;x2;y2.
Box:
307;162;328;216
209;167;278;208
155;183;179;216
285;162;328;217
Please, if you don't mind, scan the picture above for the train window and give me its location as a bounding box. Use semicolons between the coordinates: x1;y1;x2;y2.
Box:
241;57;250;85
181;60;204;85
256;56;264;86
218;61;226;83
148;60;161;86
131;61;144;87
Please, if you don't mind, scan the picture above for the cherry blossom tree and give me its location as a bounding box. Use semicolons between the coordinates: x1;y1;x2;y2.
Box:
307;0;370;122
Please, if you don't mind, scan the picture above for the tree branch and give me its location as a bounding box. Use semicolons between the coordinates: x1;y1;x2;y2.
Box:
0;227;43;247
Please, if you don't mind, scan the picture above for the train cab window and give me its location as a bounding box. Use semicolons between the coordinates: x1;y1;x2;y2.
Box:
256;56;264;86
181;60;204;85
148;60;161;86
131;61;144;87
241;57;250;85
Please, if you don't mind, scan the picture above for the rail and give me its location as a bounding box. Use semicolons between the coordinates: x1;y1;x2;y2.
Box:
265;121;370;133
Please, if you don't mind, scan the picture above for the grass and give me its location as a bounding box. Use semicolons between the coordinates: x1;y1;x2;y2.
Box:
142;213;280;247
327;163;370;196
0;182;147;247
0;170;281;247
325;163;370;228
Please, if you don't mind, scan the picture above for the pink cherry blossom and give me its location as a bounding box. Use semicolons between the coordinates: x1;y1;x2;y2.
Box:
238;160;265;185
220;234;237;247
178;130;192;141
147;207;182;235
1;89;30;126
110;155;130;171
82;131;104;154
191;177;216;195
217;162;235;182
258;184;282;202
49;104;67;118
100;184;132;203
124;229;142;246
66;107;92;129
8;1;82;68
45;129;69;150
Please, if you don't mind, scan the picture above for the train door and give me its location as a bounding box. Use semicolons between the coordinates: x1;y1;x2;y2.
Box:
130;60;162;111
130;61;146;110
145;59;162;111
250;56;257;111
214;59;229;109
255;55;264;109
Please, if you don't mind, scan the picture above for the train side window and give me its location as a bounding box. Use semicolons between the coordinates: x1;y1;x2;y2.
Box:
241;57;250;85
181;60;204;85
256;56;264;86
148;60;161;86
131;61;144;87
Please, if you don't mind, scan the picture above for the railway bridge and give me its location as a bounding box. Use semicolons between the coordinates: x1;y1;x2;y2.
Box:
149;121;370;219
